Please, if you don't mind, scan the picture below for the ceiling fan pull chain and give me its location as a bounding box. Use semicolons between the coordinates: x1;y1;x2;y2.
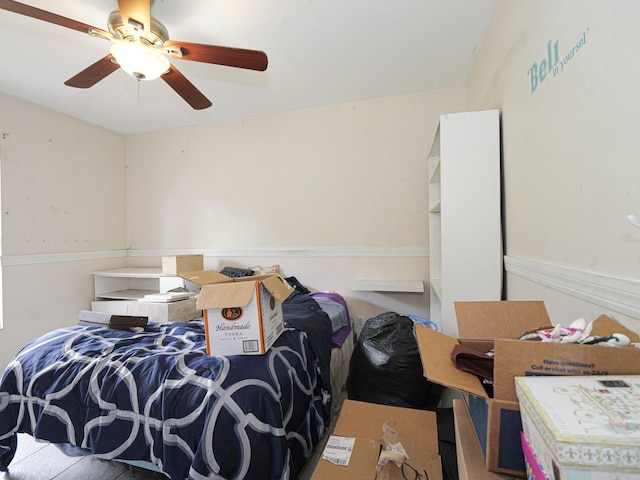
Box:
137;78;141;105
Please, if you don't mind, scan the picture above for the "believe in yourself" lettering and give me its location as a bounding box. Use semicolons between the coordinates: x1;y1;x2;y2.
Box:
528;29;589;93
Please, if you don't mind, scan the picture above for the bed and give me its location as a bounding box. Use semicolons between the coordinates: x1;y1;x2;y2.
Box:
0;290;340;480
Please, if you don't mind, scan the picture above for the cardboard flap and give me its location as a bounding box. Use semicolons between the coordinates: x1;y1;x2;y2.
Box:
196;282;256;309
180;270;231;286
414;325;488;399
590;314;640;342
230;275;294;302
232;274;273;283
260;275;294;302
455;301;550;341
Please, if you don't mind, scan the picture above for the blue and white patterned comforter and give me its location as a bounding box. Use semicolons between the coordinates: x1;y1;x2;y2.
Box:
0;292;332;480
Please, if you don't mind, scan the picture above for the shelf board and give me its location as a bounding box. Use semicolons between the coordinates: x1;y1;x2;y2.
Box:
350;279;424;293
96;289;158;300
430;201;441;213
91;268;164;278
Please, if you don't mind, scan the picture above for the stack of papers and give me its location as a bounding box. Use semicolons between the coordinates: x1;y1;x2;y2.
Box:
139;291;195;303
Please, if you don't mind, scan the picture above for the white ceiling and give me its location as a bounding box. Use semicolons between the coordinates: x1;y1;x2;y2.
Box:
0;0;496;135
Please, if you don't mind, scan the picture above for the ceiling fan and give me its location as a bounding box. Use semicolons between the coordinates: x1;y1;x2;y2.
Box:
0;0;269;109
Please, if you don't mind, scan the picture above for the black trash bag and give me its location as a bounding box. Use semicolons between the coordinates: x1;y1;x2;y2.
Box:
347;311;444;410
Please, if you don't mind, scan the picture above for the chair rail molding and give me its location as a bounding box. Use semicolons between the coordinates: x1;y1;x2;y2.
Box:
0;246;429;266
504;255;640;320
128;246;429;259
0;250;127;266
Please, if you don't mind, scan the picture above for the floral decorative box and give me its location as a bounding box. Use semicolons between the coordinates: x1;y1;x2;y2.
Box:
515;375;640;480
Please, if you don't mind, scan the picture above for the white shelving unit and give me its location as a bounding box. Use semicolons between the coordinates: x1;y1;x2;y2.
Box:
92;267;185;302
428;109;503;336
91;268;201;322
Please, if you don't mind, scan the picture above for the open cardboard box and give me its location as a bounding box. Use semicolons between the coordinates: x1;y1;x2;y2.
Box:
415;300;640;476
312;399;442;480
190;271;294;356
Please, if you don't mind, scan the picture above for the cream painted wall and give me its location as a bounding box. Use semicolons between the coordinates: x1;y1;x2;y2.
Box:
467;1;640;329
125;88;467;325
0;88;466;370
0;96;127;256
126;88;466;249
0;94;128;368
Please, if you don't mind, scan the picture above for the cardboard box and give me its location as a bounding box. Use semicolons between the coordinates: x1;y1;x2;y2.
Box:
452;400;510;480
196;274;294;356
312;399;442;480
415;301;640;476
162;255;204;275
516;375;640;480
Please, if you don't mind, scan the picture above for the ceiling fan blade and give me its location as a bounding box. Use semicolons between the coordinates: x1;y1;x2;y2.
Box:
161;65;212;110
117;0;151;36
164;41;268;71
64;54;120;88
0;0;110;38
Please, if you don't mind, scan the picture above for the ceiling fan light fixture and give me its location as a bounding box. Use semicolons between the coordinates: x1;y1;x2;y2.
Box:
110;41;170;81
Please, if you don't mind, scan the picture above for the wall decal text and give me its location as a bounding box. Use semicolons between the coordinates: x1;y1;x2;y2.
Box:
528;29;589;93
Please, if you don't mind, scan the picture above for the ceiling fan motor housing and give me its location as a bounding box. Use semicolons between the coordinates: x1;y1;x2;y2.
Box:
107;10;172;81
107;9;169;47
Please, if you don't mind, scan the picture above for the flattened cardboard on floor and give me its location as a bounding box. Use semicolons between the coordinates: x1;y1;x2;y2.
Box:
312;438;380;480
415;300;640;477
312;400;442;480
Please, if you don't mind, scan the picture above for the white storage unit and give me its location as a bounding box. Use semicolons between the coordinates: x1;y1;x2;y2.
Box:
91;268;187;318
93;267;185;300
428;109;503;336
